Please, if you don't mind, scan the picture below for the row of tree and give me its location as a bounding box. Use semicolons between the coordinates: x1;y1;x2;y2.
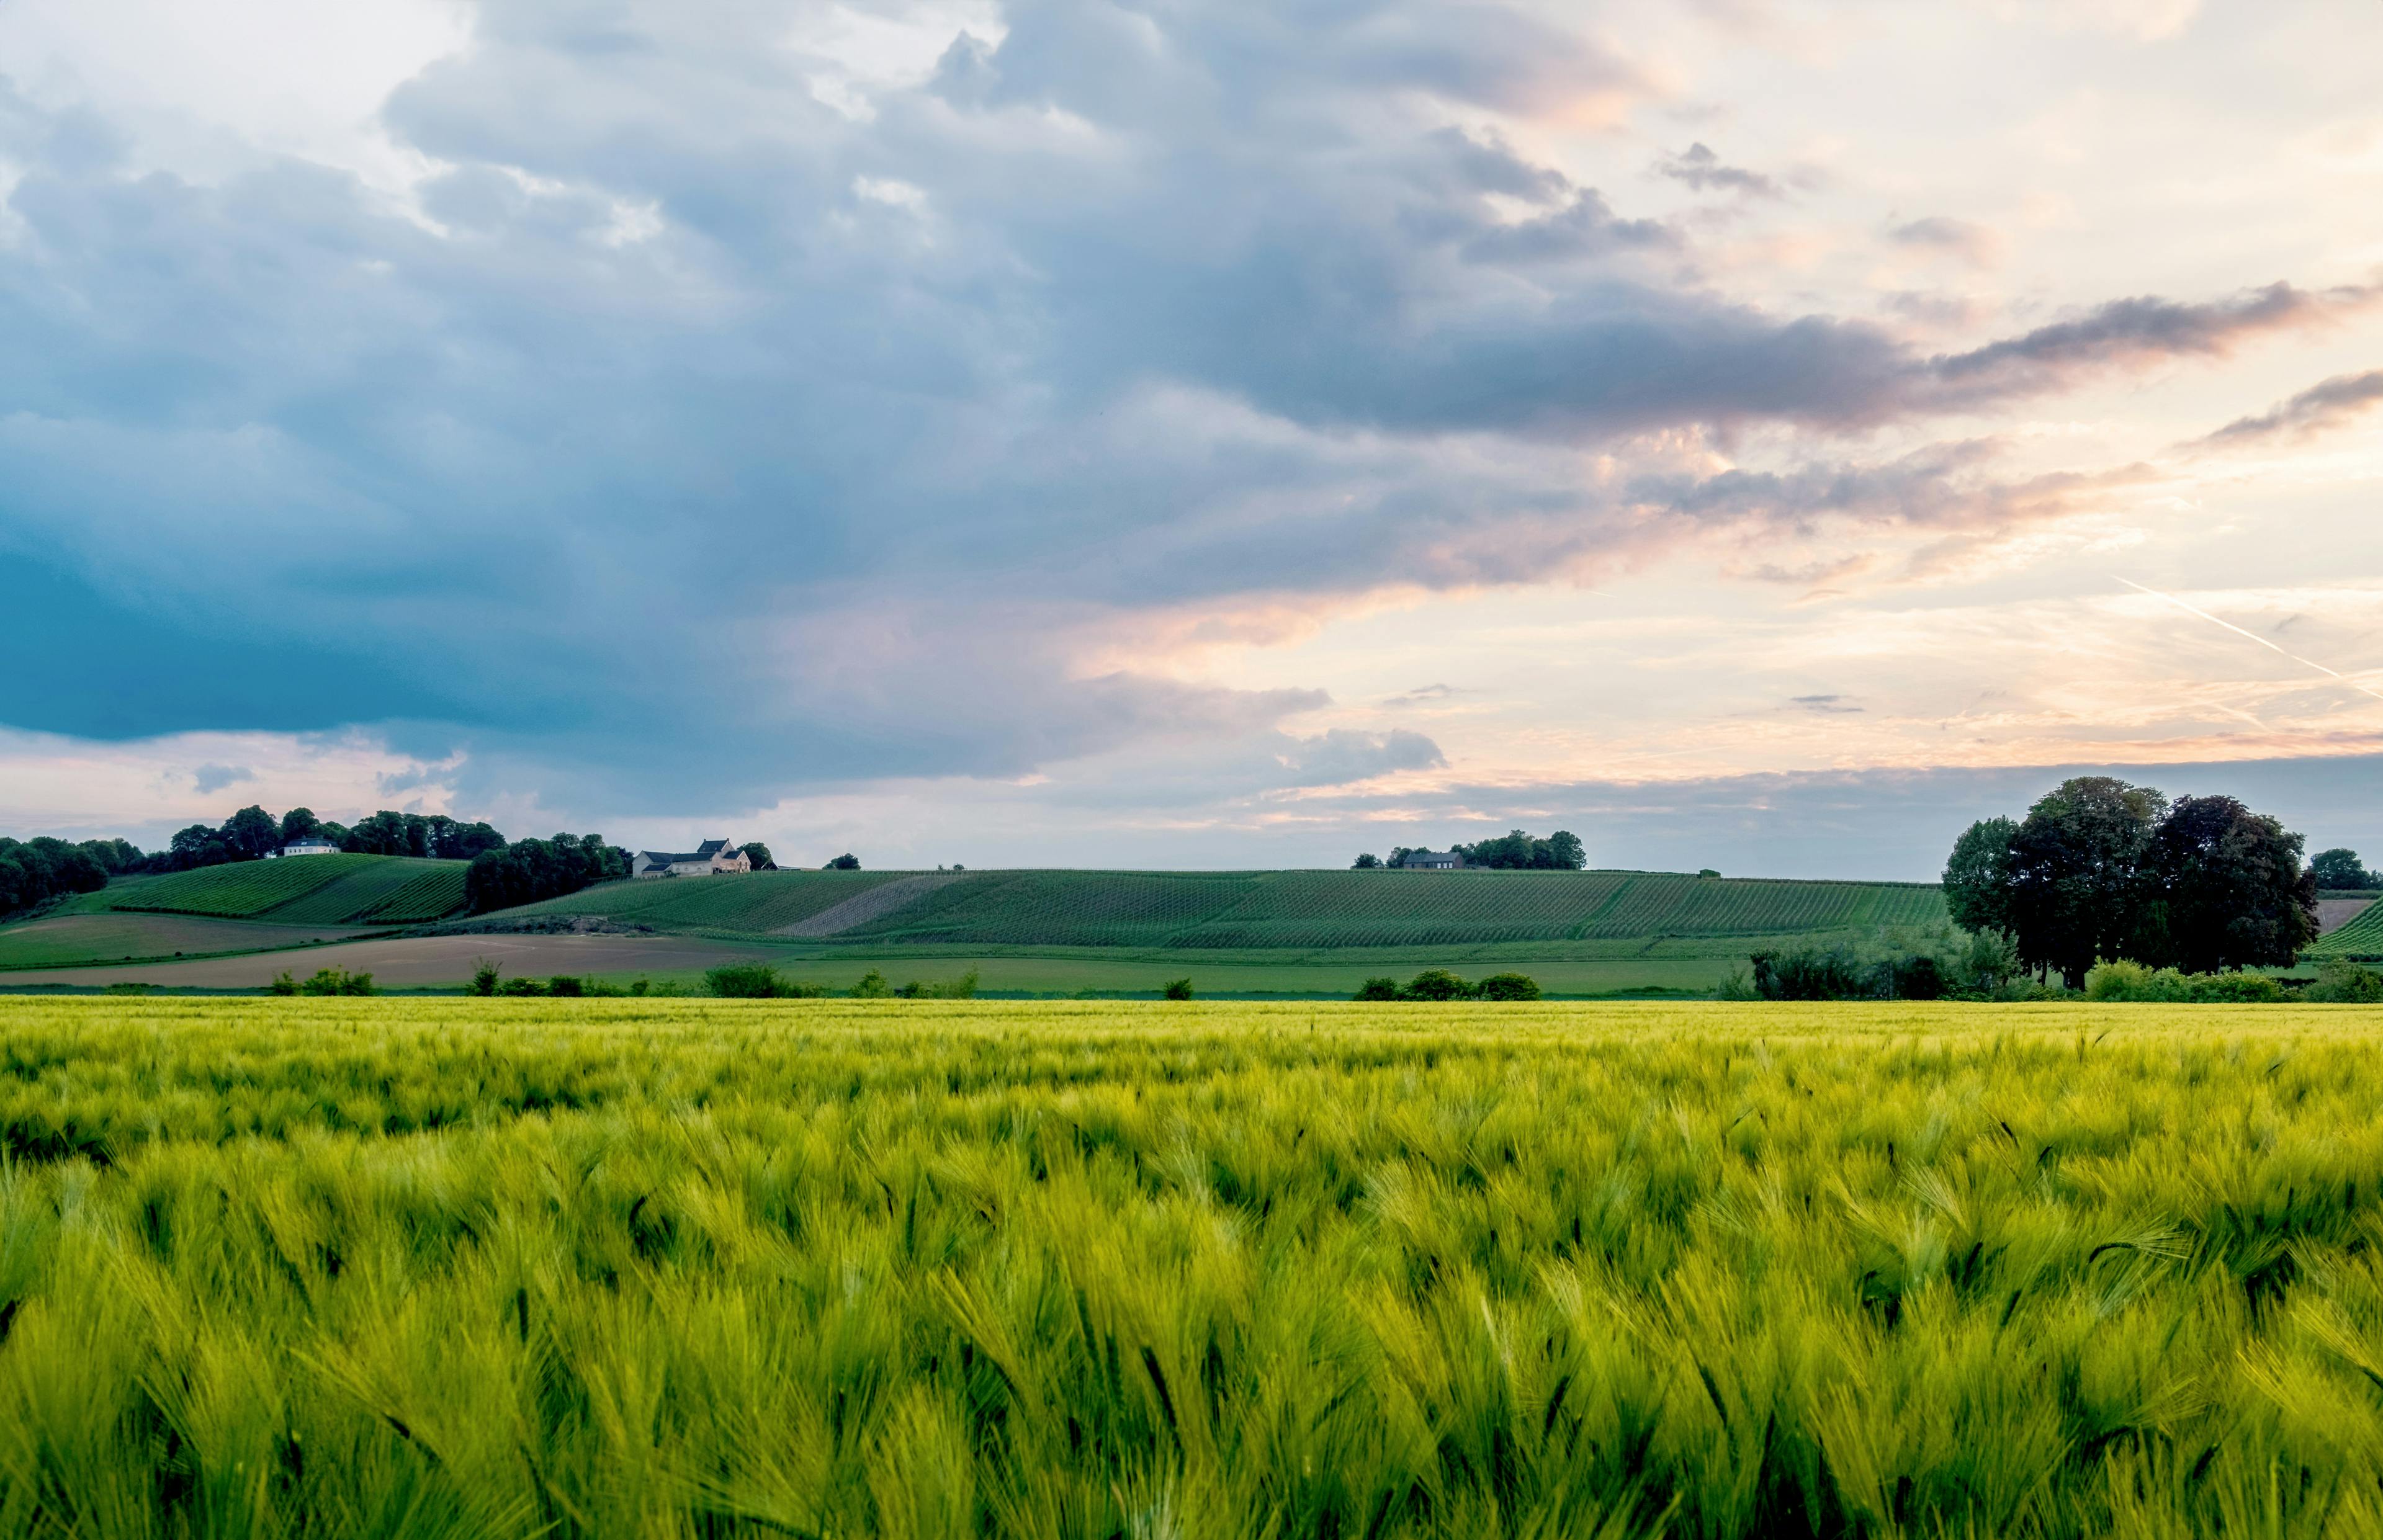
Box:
0;836;143;916
1353;830;1587;870
463;834;631;913
161;806;506;870
1944;776;2318;987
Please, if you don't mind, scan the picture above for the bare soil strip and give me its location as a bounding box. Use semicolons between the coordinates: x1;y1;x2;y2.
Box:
772;873;958;937
2318;898;2374;935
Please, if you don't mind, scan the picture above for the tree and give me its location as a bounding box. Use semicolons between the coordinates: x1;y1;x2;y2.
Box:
740;842;777;871
279;807;322;844
2311;848;2374;890
220;805;282;862
2006;777;2167;988
2147;795;2317;972
165;823;230;871
463;833;629;913
1448;829;1586;870
1352;853;1381;869
1942;817;2019;939
824;853;860;870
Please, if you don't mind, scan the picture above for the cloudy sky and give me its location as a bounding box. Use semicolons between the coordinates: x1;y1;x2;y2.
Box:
3;0;2379;876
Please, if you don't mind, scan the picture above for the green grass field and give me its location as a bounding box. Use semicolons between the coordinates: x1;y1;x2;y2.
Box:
496;867;1947;948
97;855;468;926
2;996;2382;1536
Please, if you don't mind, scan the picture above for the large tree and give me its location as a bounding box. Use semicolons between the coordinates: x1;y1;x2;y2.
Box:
2005;777;2168;987
2147;795;2318;972
218;805;283;862
2311;848;2375;890
1942;816;2019;939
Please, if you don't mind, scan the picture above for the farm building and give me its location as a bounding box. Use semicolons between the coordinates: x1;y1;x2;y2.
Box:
270;836;339;858
631;839;751;879
1396;849;1463;869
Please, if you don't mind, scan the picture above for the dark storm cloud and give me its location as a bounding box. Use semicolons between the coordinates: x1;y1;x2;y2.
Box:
0;4;2349;813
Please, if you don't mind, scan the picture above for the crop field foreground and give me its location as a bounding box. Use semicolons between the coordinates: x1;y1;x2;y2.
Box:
5;1001;2383;1538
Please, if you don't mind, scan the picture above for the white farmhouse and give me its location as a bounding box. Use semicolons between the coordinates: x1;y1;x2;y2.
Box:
631;839;752;879
270;836;339;859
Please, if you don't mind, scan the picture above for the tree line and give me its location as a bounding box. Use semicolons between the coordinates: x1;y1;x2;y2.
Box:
1944;776;2319;988
1353;829;1586;869
0;805;629;920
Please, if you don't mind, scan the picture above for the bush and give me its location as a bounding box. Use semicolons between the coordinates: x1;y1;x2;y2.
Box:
1714;965;1756;1001
471;959;502;996
851;969;892;999
1401;969;1473;1001
1162;978;1194;1001
1350;969;1541;1001
1748;929;2007;1001
269;971;297;996
706;964;783;998
2085;960;2290;1003
497;976;546;996
297;968;374;996
547;975;585;998
2309;958;2383;1004
897;970;981;1000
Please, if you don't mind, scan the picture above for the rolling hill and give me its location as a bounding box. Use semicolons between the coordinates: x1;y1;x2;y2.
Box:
89;854;469;926
485;867;1949;949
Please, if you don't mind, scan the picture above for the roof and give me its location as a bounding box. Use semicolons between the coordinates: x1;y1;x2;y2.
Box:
696;839;729;858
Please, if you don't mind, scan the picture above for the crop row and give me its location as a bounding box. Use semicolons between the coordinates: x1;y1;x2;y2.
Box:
105;853;381;918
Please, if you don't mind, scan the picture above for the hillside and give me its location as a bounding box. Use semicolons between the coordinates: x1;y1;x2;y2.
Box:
485;867;1948;949
2306;900;2383;960
98;854;469;926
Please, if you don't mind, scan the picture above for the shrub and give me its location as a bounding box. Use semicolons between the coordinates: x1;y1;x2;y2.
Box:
297;968;374;996
851;969;893;999
547;975;585;998
471;958;502;996
269;971;297;996
1353;977;1401;1001
2085;960;2289;1003
706;964;783;998
899;969;981;1000
1714;965;1756;1001
1401;969;1473;1001
1162;978;1194;1001
1474;972;1542;1001
497;976;546;996
2309;957;2383;1004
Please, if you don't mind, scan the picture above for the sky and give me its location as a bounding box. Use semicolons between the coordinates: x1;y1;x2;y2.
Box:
1;0;2379;877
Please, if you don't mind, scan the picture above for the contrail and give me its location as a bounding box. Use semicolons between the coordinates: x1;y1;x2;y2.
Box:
2115;576;2383;702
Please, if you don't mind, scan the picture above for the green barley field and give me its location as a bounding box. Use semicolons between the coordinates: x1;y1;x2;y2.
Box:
5;997;2383;1536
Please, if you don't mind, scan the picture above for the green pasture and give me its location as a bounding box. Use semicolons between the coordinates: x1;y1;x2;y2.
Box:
2;997;2383;1536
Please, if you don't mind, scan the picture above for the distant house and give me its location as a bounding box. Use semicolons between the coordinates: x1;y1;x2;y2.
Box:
631;839;752;879
271;836;339;859
1396;849;1463;870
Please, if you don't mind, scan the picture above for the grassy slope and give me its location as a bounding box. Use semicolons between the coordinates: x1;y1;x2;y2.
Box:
496;867;1947;948
99;854;469;925
2307;899;2383;959
2;997;2381;1537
